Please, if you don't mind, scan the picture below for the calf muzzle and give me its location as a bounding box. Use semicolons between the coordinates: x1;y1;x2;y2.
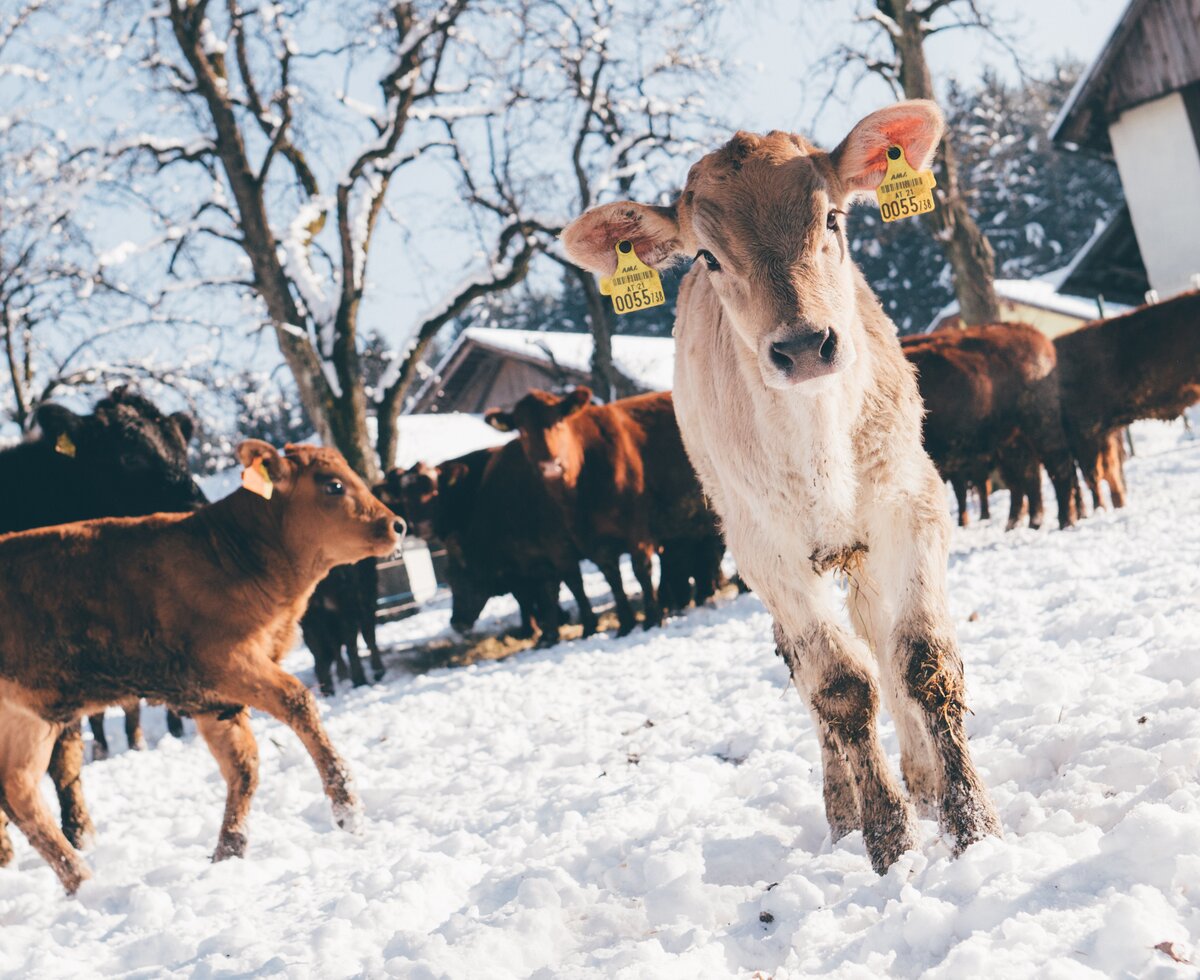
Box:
762;325;841;388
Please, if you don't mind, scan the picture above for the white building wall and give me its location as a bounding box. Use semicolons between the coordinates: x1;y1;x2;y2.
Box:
1109;91;1200;298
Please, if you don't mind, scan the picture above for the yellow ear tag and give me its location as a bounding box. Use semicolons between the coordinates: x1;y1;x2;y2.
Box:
876;145;937;223
241;459;274;500
55;432;76;458
599;240;666;315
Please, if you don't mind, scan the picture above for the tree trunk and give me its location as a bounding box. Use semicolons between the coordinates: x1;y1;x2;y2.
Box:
889;2;1000;326
576;269;638;402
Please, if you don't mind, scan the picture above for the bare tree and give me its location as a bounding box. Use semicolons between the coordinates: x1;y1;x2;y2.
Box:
517;0;723;399
0;5;219;430
819;0;1019;325
105;0;545;480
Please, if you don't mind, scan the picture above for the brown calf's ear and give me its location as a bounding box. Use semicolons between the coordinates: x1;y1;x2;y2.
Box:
561;201;682;276
561;387;592;416
484;408;515;432
236;439;288;482
831;100;945;196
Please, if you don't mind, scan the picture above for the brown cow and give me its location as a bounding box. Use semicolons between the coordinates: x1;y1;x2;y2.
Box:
1055;290;1200;510
901;323;1078;530
0;441;402;893
484;389;720;635
563;101;1001;873
379;444;598;645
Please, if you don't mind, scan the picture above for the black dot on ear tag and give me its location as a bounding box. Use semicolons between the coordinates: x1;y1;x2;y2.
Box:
618;241;632;254
887;146;901;160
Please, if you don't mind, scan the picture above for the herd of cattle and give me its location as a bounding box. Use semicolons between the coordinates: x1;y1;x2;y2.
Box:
0;286;1195;893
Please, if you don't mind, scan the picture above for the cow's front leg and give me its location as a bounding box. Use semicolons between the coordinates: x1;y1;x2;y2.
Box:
867;477;1002;855
775;617;916;874
215;662;360;832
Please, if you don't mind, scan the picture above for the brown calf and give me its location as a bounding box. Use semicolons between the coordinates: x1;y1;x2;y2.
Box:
564;101;1001;873
902;323;1078;530
0;441;402;893
485;389;719;635
1055;290;1200;510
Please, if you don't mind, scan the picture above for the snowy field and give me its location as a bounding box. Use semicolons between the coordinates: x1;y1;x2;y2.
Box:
3;414;1199;979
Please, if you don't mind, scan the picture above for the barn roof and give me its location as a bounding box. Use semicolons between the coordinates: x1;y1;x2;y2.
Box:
408;327;675;414
923;276;1122;333
1051;0;1200;153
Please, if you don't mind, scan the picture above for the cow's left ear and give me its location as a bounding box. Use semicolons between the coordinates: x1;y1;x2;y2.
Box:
171;411;195;443
35;403;85;442
831;100;944;196
236;439;289;483
484;408;515;432
560;387;592;416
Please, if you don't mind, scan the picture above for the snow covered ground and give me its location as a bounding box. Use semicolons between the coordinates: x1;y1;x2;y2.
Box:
3;413;1199;979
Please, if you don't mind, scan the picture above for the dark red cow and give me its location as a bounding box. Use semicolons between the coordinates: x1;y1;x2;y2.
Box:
902;324;1078;530
484;389;721;633
1055;290;1200;510
378;444;597;645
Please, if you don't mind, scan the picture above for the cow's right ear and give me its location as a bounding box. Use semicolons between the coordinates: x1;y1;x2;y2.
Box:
236;439;288;483
484;408;515;432
35;403;84;441
561;201;683;276
560;387;592;416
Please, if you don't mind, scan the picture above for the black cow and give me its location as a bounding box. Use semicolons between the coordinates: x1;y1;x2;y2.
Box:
0;386;204;865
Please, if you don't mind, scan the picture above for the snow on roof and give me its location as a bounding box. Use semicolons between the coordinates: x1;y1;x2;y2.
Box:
461;326;675;392
924;277;1123;332
390;412;513;469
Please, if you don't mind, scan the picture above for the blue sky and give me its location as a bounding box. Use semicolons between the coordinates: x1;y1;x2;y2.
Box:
730;0;1128;141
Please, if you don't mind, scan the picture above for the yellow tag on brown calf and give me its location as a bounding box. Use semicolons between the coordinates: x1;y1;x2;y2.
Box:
876;146;936;223
241;459;274;500
55;433;76;458
599;240;666;315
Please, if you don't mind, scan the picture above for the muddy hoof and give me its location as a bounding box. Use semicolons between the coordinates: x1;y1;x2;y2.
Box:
90;743;108;762
616;621;635;637
372;667;386;683
863;802;919;875
213;831;248;862
535;632;560;649
580;620;599;638
942;786;1003;855
0;833;14;868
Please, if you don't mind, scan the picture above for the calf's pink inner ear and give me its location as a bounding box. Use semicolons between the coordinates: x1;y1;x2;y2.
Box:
834;101;944;193
561;202;681;275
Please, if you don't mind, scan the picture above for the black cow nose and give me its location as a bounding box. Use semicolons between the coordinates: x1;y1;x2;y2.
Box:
769;327;836;371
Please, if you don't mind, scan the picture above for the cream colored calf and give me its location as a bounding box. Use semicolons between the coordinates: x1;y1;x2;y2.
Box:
563;101;1000;873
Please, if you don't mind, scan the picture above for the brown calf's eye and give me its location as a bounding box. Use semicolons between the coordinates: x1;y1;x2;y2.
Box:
323;479;345;496
695;249;721;272
826;210;840;231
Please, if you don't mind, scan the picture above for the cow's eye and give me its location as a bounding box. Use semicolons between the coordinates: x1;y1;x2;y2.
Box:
322;479;345;496
826;209;842;232
695;249;721;272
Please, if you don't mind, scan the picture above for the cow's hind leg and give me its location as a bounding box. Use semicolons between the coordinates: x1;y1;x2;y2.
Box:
596;557;636;635
88;713;109;760
49;725;95;849
563;563;598;637
195;709;260;861
631;543;662;630
0;712;91;893
776;619;916;874
124;700;146;751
